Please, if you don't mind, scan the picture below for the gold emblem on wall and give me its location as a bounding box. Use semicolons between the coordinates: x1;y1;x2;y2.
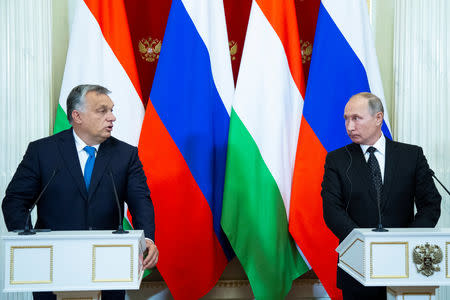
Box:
138;37;162;63
229;40;238;61
300;40;312;64
413;243;443;277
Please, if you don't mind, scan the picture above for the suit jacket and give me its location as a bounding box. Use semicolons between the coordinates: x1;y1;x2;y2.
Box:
322;138;441;289
2;128;155;240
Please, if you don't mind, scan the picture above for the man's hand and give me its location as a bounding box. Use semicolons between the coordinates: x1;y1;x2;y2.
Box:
143;239;158;270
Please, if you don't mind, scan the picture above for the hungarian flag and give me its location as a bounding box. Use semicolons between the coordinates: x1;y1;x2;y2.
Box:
221;0;310;298
53;0;171;245
289;1;392;299
54;0;146;234
138;0;234;298
54;0;144;145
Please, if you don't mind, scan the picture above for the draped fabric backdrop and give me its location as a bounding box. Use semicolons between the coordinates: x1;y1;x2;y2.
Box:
0;1;53;300
393;1;450;298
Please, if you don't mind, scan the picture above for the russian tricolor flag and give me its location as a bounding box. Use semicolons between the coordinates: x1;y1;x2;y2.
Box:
138;0;234;298
289;1;392;299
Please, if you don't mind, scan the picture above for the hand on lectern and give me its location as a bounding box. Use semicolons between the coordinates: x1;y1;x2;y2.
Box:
143;239;159;269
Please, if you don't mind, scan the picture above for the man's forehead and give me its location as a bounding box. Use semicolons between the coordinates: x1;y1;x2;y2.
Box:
86;92;114;106
346;96;368;109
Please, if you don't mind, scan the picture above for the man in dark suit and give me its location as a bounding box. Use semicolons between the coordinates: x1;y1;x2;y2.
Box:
2;84;159;300
322;92;441;300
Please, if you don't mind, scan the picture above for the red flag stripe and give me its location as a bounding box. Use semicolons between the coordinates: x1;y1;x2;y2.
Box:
289;118;342;299
256;0;305;98
84;0;143;101
138;102;228;299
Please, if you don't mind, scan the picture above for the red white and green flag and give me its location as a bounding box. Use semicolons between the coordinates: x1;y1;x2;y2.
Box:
53;0;145;237
221;0;310;298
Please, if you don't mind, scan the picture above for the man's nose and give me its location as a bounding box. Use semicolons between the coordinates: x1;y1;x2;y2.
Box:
107;111;116;121
346;120;354;131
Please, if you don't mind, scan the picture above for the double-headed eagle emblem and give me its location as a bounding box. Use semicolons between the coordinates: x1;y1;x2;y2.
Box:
138;37;162;63
412;243;443;277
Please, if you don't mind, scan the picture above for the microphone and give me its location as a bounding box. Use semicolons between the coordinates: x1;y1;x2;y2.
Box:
430;169;450;196
372;186;388;232
18;168;58;235
109;170;129;234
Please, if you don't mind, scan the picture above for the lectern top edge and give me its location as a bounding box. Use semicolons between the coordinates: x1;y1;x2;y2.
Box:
1;229;144;241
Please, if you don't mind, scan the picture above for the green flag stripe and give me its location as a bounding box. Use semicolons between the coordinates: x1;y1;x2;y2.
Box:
222;110;308;299
53;104;71;134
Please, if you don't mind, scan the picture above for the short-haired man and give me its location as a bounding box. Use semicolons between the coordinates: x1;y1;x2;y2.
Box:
322;92;441;300
2;84;158;300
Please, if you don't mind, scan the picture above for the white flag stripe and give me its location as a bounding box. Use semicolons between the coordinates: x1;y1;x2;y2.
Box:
233;2;304;216
182;0;234;115
322;0;390;131
58;0;144;146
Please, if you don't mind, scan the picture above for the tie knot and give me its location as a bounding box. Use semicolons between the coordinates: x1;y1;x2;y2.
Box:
367;146;377;154
84;146;96;157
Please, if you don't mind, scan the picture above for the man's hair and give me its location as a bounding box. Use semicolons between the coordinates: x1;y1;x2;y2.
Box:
66;84;111;123
354;92;384;115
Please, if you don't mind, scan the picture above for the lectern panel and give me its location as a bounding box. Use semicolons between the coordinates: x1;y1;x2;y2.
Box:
340;238;364;278
10;246;53;284
92;245;133;282
370;242;408;279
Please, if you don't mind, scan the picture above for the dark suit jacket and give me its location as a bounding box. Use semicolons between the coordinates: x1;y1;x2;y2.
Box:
2;128;155;240
322;138;441;289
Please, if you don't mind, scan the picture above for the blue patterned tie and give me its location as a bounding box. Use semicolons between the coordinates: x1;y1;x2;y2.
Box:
83;146;96;190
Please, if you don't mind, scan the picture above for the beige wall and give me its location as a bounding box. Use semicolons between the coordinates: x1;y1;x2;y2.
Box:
51;0;70;131
373;0;396;138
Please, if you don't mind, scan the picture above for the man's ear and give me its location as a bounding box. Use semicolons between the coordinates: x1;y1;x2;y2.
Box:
376;111;384;126
72;110;82;124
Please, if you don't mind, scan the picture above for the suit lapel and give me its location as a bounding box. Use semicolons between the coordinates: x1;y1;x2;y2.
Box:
349;143;378;205
382;138;398;210
57;128;88;199
88;138;113;199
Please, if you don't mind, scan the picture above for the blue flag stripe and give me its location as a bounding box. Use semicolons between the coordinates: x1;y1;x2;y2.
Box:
304;2;391;153
150;0;233;259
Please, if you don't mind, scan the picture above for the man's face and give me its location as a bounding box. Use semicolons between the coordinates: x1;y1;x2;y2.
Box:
73;91;116;145
344;96;383;145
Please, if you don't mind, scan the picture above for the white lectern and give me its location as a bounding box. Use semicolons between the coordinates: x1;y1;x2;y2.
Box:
1;230;146;300
336;228;450;300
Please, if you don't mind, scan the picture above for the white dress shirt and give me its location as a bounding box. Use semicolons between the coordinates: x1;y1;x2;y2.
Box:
360;135;386;183
73;130;100;175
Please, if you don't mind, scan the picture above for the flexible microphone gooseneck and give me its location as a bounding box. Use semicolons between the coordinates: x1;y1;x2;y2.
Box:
373;183;388;232
18;168;58;235
109;170;129;234
430;170;450;196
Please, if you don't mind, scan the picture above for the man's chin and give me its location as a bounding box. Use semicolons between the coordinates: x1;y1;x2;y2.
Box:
349;137;361;144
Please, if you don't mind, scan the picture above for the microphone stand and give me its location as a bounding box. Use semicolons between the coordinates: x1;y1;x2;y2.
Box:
432;172;450;197
372;192;388;232
109;170;128;234
18;169;58;235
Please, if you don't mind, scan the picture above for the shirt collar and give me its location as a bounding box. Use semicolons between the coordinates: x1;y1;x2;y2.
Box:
360;134;386;156
73;129;100;153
